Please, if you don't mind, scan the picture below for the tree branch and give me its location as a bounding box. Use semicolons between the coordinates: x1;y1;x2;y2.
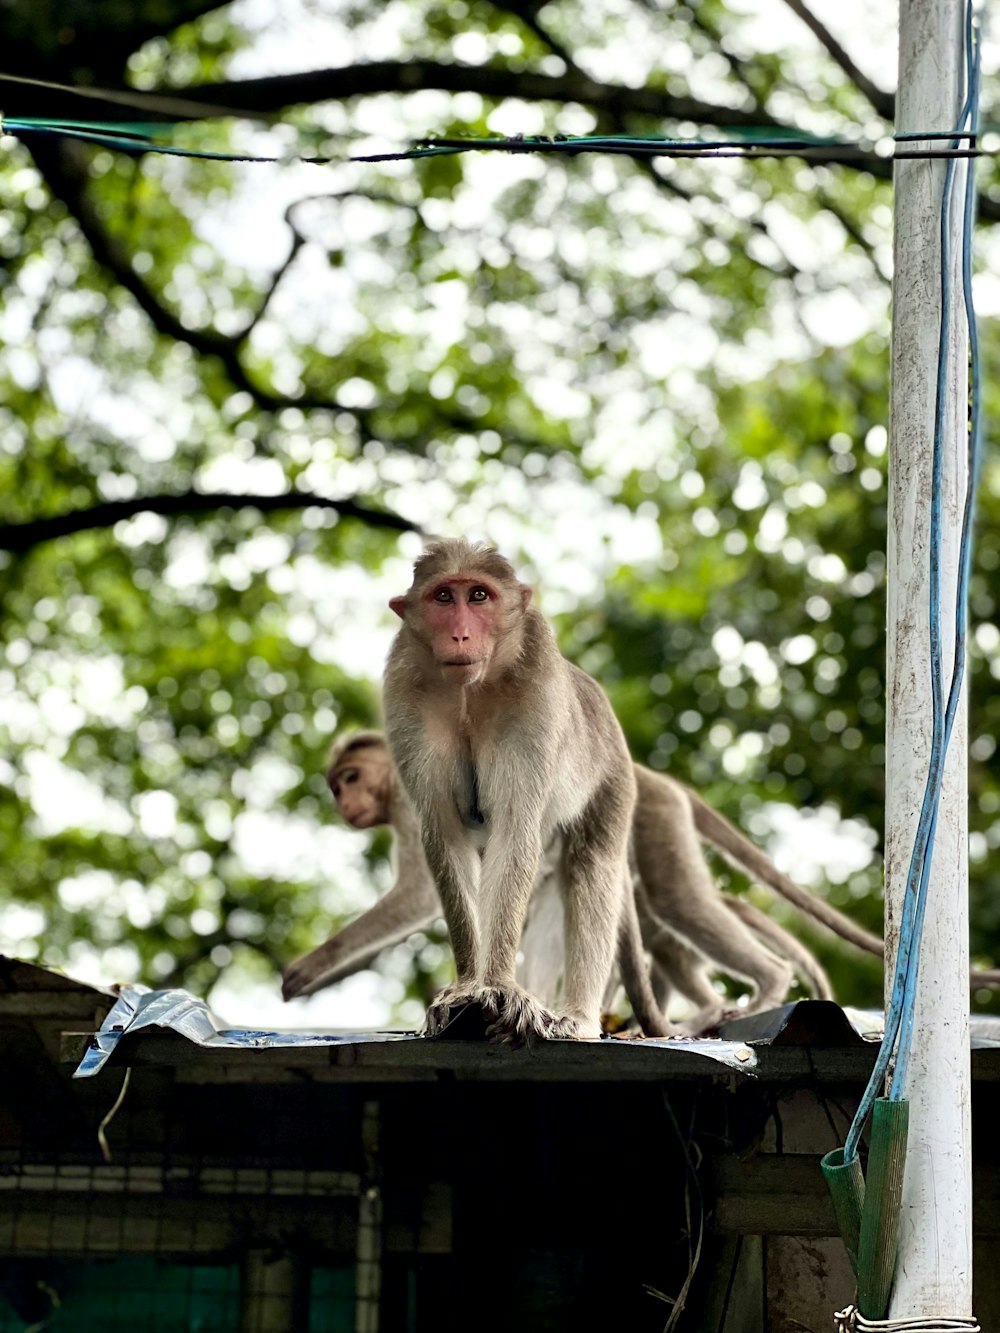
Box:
181;59;793;129
779;0;894;121
29;138;628;454
29;138;249;363
490;1;578;72
0;490;419;552
29;137;361;414
488;8;798;280
1;1;228;108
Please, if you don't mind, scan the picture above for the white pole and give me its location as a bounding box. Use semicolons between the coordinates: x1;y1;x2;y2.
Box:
885;0;972;1319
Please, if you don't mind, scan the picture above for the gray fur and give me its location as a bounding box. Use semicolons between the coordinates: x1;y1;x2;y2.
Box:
383;540;667;1043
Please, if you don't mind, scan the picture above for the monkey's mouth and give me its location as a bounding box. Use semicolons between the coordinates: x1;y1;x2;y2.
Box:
346;811;378;829
442;656;480;667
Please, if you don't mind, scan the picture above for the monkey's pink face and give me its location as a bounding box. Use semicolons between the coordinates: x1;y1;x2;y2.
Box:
417;576;503;680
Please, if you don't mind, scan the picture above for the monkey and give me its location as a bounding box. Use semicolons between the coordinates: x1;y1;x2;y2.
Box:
638;894;834;1030
281;731;440;1001
509;769;821;1031
283;731;667;1026
633;764;1000;992
381;538;671;1043
286;722;1000;1031
283;729;833;1029
630;764;819;1031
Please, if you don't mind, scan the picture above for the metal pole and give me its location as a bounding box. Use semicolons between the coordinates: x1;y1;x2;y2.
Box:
885;0;972;1318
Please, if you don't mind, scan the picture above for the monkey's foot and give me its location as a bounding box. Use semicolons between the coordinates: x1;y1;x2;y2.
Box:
546;1011;603;1041
422;982;481;1037
479;985;561;1046
675;1003;728;1038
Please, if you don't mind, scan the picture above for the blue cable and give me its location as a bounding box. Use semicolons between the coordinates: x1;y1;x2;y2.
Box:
892;9;982;1089
844;0;981;1161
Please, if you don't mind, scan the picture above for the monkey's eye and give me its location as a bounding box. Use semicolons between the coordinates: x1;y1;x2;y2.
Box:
342;769;359;784
433;587;454;604
468;586;490;603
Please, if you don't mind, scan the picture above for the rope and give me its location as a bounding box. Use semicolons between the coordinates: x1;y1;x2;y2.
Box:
0;115;336;162
834;1307;980;1333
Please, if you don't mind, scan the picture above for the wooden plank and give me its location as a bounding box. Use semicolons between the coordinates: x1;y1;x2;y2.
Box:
764;1236;856;1331
698;1235;763;1333
710;1153;1000;1236
710;1155;838;1236
0;993;114;1017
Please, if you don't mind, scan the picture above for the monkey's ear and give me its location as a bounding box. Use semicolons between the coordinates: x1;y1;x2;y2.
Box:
389;596;408;620
519;584;533;610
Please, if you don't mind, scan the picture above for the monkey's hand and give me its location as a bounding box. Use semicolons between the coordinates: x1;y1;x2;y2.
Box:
282;943;344;1001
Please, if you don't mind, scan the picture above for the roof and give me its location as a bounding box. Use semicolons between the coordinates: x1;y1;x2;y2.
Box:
59;980;1000;1087
0;957;994;1088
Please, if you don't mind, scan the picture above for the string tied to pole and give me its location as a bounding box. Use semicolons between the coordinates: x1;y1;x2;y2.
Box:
834;1306;980;1333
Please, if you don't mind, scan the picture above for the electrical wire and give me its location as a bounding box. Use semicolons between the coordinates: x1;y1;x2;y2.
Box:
2;115;999;166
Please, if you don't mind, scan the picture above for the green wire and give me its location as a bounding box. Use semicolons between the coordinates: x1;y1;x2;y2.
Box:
1;116;994;165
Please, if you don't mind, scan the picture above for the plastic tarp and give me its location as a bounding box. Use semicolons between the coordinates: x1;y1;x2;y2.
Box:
73;985;414;1078
73;985;763;1078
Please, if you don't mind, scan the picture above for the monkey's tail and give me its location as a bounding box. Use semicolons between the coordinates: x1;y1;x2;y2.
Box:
686;789;887;957
690;790;1000;991
618;887;675;1038
724;896;833;1000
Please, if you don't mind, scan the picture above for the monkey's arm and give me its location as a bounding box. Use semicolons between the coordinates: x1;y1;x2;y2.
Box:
282;870;440;1000
417;808;483;985
283;789;441;1001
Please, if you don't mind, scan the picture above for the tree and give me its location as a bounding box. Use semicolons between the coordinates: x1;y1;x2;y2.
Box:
1;0;997;1019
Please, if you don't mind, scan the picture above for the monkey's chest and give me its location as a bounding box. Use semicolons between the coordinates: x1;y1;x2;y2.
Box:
455;758;487;831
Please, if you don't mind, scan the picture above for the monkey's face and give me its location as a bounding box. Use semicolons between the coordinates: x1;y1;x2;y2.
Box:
328;749;391;829
392;576;508;684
